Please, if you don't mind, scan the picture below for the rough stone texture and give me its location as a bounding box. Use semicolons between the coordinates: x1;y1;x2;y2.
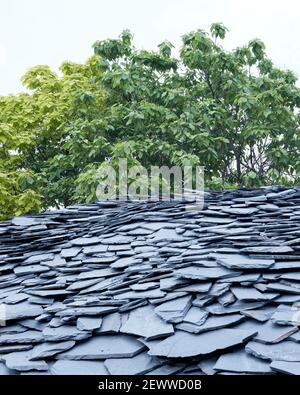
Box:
148;329;257;358
51;360;108;375
214;349;272;373
56;334;145;360
1;186;300;374
120;305;174;339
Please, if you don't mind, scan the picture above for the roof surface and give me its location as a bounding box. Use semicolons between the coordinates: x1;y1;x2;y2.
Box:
1;186;300;375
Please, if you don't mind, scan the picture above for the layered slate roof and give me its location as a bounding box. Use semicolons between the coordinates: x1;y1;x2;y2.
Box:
1;186;300;374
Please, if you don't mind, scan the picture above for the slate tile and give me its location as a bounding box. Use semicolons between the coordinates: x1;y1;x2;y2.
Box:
289;332;300;342
101;235;134;245
56;334;145;360
149;229;184;243
56;306;118;317
30;341;75;360
176;314;244;334
3;351;48;371
270;360;300;375
246;340;300;361
111;257;142;269
221;207;258;215
104;352;162;375
205;301;266;315
197;356;218;375
0;324;27;334
271;308;300;326
175;266;240;280
43;326;91;341
82;245;108;254
61;247;81;259
218;291;236;307
146;364;185;375
23;253;54;265
11;217;38;227
71;237;101;246
0;330;44;345
51;360;108;375
267;283;300;294
120;305;174;339
148;328;257;358
176;283;212;293
4;293;28;304
0;345;33;353
254;320;298;343
242;308;276;322
231;287;278;302
114;290;166;300
214;254;274;269
77;317;102;331
183;307;208;326
130;282;159;291
214;349;272;373
14;265;49;276
241;246;293;254
96;313;123;334
154;296;192;323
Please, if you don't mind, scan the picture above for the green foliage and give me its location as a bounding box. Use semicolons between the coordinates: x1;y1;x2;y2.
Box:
1;25;300;219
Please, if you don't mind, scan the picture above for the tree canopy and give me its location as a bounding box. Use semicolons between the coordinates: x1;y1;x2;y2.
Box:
1;23;300;219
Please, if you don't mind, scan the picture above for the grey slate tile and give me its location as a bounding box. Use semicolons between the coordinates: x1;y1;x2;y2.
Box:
114;290;166;300
146;363;185;375
271;308;300;326
61;247;81;259
42;326;92;341
205;301;266;315
0;330;44;345
154;296;192;323
182;307;208;326
0;345;33;353
175;266;240;280
71;237;101;246
77;317;102;331
197;356;218;375
56;334;145;360
104;352;162;375
0;362;15;375
30;341;75;360
214;349;272;373
231;287;278;302
246;340;300;361
148;328;257;358
14;265;49;276
270;360;300;375
241;246;293;254
120;305;174;340
96;313;123;334
214;254;274;269
3;351;48;371
101;235;134;245
177;313;244;334
50;360;109;375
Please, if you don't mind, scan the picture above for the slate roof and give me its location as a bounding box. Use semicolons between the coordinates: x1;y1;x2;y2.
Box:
1;186;300;375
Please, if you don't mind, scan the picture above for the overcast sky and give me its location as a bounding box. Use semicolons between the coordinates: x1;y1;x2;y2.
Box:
1;0;300;95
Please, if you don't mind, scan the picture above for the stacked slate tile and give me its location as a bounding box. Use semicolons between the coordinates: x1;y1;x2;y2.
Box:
1;186;300;374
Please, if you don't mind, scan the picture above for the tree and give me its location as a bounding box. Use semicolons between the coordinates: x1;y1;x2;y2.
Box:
1;24;300;219
1;57;106;213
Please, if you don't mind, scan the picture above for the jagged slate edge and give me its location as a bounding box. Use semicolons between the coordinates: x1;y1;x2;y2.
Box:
1;186;300;374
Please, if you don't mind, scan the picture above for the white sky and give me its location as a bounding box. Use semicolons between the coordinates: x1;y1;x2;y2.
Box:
1;0;300;95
